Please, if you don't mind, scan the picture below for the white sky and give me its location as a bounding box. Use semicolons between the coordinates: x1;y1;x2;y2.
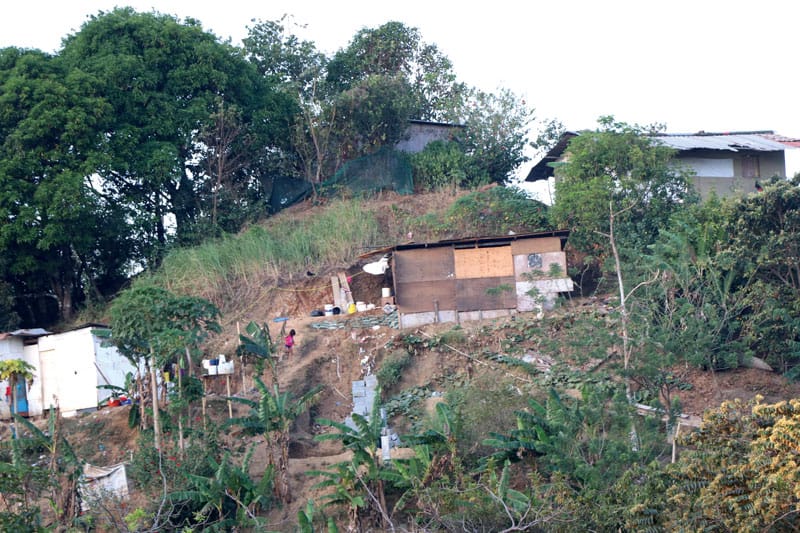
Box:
3;0;799;188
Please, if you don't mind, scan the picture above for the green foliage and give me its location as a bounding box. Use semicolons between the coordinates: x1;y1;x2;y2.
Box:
0;434;47;531
410;140;470;191
631;206;746;376
169;450;273;531
109;286;221;365
482;385;668;531
375;350;412;391
226;376;323;438
127;430;219;493
0;411;82;530
332;74;416;160
325;21;464;121
721;178;800;372
0;280;19;330
147;198;379;301
61;8;294;252
226;373;322;503
313;393;390;529
550;117;697;264
383;386;430;421
0;359;34;382
0;47;131;324
664;398;800;531
442;185;551;238
0;359;35;418
445;375;533;462
450;87;533;185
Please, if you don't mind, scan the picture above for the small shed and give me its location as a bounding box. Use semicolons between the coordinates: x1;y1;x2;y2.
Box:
392;230;573;328
394;119;465;153
0;324;135;419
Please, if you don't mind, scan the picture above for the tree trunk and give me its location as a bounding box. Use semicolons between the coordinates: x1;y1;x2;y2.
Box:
272;432;292;503
149;348;162;451
137;370;146;430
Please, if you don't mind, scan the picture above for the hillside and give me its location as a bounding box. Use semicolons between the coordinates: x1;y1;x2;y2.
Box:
48;296;800;529
22;189;800;530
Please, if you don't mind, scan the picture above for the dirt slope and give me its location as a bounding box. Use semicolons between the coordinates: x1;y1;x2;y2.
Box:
29;296;800;529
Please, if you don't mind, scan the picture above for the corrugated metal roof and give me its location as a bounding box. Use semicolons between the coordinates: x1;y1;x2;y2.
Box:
394;229;570;251
0;328;51;339
525;130;800;182
651;132;793;152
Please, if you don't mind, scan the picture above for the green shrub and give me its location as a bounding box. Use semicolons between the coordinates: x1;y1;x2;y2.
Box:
376;350;412;390
443;186;551;238
410;140;469;192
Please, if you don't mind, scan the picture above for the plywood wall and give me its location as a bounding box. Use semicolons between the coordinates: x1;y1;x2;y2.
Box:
454;246;514;279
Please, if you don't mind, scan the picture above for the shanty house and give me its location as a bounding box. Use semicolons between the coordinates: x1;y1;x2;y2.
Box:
0;325;134;419
526;130;800;199
0;328;47;417
392;231;573;328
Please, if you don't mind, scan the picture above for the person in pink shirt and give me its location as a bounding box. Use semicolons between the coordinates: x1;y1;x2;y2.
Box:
284;329;296;359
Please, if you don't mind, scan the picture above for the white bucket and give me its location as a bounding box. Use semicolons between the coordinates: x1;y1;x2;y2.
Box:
324;303;334;316
356;301;367;312
381;287;392;298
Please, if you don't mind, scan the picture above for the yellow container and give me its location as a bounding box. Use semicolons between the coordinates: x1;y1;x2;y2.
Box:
347;303;357;314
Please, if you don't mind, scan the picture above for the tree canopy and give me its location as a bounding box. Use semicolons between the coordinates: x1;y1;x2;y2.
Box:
0;11;539;327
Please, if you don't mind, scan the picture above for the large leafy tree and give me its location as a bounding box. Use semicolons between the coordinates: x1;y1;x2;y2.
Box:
243;17;326;182
550;116;697;262
452;87;533;185
665;398;800;531
60;8;293;254
325;21;464;121
109;285;221;451
0;47;131;324
719;177;800;373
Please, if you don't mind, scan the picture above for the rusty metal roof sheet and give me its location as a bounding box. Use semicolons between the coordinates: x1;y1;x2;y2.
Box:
651;131;795;152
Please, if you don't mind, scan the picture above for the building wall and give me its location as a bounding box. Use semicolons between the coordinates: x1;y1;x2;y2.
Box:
39;329;95;414
395;236;572;327
92;329;134;406
38;327;134;415
394;123;458;153
675;150;786;199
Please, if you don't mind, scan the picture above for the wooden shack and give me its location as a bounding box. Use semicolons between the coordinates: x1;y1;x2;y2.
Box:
392;230;572;328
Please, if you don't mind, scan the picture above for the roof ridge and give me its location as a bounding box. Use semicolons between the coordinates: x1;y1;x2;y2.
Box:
652;130;775;137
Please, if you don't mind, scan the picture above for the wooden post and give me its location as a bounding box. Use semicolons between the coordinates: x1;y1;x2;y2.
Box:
237;321;245;393
226;374;232;419
331;276;342;308
201;376;207;432
672;422;681;463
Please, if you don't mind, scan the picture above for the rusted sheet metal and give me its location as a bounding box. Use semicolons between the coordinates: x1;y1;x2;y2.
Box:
394;248;455;284
455;276;516;312
395;280;456;313
510;237;563;255
454;246;513;279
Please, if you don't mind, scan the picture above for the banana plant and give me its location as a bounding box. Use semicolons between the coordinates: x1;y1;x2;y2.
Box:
226;376;322;504
312;392;392;531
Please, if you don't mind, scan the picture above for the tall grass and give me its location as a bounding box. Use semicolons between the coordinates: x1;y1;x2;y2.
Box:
138;199;380;307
